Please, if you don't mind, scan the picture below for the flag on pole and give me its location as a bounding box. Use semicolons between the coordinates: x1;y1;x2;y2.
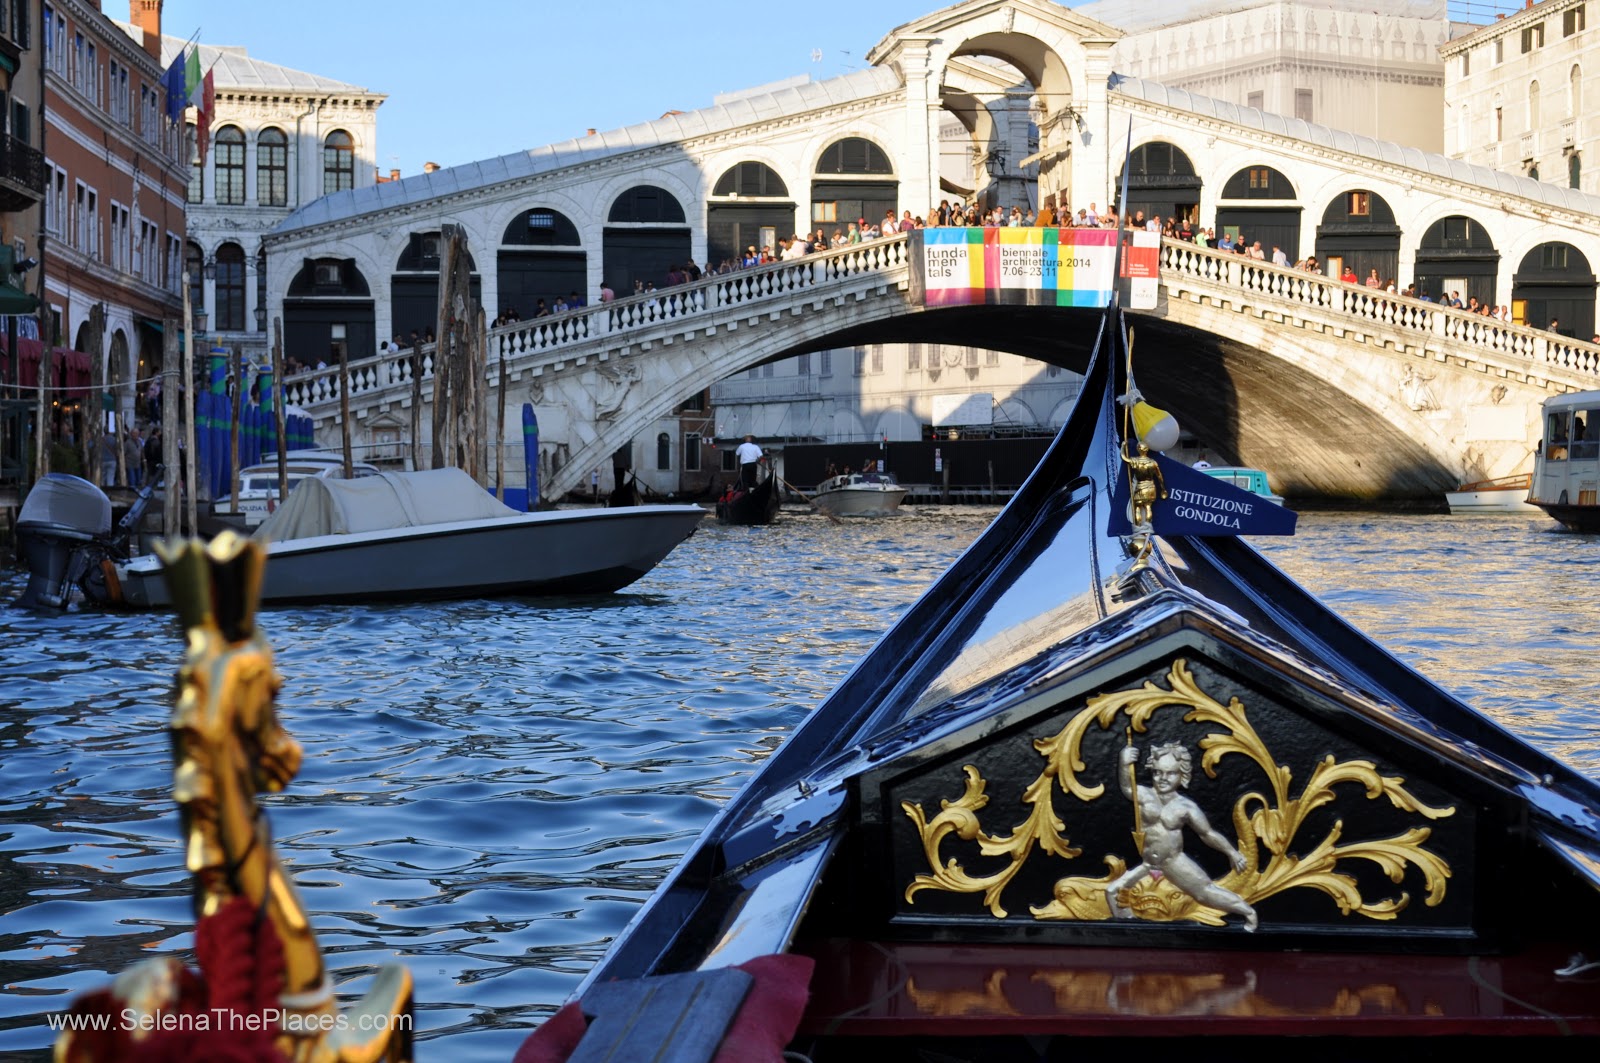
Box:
196;69;215;166
185;47;201;98
163;49;188;124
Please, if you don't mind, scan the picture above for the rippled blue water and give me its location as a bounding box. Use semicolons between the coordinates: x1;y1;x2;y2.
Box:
2;507;1597;1061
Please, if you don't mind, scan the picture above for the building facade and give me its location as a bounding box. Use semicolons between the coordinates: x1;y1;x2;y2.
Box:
1101;0;1456;153
1441;0;1592;191
41;0;186;433
0;0;46;488
134;31;384;366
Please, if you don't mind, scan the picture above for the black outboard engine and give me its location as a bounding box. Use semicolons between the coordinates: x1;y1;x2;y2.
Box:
14;474;112;609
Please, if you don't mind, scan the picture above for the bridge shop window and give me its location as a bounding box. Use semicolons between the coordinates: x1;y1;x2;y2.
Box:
713;162;788;198
323;130;355;196
214;126;245;206
1348;191;1370;216
1222;166;1296;200
609;186;686;224
817;137;893;175
813;138;897;237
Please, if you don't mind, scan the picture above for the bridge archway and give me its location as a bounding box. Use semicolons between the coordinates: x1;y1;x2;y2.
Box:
285;258;375;368
707;162;795;267
1316;189;1400;285
498;208;585;319
391;232;481;340
603;185;691;296
1217;165;1300;261
812;137;897;236
1513;242;1596;338
1414;215;1499;309
1117;142;1201;229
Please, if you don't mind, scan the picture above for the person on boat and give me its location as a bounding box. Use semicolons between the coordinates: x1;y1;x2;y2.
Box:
1192;452;1212;470
1107;742;1258;932
736;435;764;489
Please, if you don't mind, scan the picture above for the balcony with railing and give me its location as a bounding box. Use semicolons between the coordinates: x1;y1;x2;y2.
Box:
0;132;45;212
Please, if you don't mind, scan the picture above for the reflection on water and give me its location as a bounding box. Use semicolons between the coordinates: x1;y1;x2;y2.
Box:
1;508;1596;1061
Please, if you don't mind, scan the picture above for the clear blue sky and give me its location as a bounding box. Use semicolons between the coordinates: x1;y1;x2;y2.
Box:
158;0;937;178
158;0;1512;180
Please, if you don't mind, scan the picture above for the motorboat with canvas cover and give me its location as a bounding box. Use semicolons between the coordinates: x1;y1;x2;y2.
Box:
52;308;1600;1063
107;467;705;606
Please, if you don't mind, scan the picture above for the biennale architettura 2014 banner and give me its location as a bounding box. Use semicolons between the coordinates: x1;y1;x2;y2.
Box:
908;228;1161;309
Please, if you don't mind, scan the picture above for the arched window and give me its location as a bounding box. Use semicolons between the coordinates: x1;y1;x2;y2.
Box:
257;128;287;207
608;186;686;223
1530;80;1541;131
214;126;245;205
656;432;671;470
1493;93;1504;141
186;123;202;203
323;130;355;195
185;242;205;312
1572;152;1583;190
713;162;788;197
215;243;246;332
816;137;893;174
1572;64;1583;117
1457;104;1469;150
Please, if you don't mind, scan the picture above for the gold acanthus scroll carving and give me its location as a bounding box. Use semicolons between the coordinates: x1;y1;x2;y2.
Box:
903;659;1455;927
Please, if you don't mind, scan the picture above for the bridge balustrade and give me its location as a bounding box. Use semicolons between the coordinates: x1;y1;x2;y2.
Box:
1158;239;1600;381
282;236;912;411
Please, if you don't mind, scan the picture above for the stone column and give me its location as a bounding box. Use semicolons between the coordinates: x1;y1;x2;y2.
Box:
1073;37;1118;215
897;35;940;219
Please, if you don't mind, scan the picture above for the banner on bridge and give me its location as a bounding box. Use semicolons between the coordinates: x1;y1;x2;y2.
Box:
910;228;1119;308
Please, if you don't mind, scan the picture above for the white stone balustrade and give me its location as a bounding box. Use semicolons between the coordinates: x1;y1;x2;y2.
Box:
1158;239;1600;383
283;236;912;415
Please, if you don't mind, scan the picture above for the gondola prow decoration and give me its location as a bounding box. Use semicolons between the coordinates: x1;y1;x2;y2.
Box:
1117;331;1178;570
56;533;413;1063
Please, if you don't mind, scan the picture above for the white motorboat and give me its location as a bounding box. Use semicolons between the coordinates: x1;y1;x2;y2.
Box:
1531;389;1600;531
1444;473;1539;514
210;451;381;529
106;467;705;607
810;471;908;516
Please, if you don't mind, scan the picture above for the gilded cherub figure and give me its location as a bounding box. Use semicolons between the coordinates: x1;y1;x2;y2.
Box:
1106;741;1258;932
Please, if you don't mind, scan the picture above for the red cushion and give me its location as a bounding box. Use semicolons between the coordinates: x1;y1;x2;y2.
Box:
513;954;816;1063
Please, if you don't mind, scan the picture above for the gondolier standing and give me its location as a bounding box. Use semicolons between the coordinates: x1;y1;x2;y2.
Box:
736;434;764;489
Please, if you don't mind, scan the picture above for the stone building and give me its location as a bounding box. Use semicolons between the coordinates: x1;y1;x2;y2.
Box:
1090;0;1456;152
121;28;385;367
0;0;44;488
1441;0;1591;189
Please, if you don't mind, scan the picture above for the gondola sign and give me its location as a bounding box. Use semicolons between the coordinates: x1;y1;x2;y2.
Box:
1108;453;1297;537
909;228;1117;307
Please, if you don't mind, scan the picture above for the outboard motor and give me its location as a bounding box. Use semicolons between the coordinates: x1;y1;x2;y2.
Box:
14;474;112;609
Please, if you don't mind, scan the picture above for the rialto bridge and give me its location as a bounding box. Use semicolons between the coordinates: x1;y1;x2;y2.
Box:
262;0;1600;501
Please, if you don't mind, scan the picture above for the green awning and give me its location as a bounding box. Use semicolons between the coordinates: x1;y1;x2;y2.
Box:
0;286;38;315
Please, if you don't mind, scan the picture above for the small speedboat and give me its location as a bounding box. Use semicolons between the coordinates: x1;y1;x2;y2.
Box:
1445;473;1539;514
1530;389;1600;530
810;470;908;517
1199;464;1285;506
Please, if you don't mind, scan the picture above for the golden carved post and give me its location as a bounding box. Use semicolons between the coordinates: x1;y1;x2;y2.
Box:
56;533;413;1063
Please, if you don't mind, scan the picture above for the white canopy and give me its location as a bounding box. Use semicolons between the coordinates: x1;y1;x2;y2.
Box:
253;467;517;541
